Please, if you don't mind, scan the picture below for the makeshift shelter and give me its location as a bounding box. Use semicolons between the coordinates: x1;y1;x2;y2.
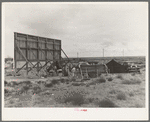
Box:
106;59;126;73
80;64;108;79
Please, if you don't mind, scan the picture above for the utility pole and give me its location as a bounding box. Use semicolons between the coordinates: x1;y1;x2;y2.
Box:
103;49;104;57
123;49;124;62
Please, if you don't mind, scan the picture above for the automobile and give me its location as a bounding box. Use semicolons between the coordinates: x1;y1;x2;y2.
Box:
123;61;140;73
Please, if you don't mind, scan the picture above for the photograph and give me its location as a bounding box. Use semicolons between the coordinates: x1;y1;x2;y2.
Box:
2;2;148;120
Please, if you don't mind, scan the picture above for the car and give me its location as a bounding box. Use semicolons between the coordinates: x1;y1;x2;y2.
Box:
123;61;140;73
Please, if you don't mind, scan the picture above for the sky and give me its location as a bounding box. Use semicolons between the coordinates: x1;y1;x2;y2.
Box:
3;2;148;58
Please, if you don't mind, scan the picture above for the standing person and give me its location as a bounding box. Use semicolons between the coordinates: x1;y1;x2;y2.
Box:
71;66;76;77
54;65;57;76
62;66;65;77
75;66;80;78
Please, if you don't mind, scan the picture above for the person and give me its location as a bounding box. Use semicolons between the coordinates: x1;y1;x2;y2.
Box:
54;65;57;76
71;66;76;77
46;65;53;76
62;66;66;76
75;66;80;78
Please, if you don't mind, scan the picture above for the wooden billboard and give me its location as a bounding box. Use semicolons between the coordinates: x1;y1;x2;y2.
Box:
14;32;62;76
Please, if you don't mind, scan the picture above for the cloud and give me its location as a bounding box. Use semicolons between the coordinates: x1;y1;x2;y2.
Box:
3;3;148;57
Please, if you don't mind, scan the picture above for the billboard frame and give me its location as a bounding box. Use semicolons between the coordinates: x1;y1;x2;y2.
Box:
14;32;62;77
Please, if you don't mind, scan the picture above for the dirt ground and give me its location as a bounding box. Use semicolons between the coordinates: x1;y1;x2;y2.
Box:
4;66;145;108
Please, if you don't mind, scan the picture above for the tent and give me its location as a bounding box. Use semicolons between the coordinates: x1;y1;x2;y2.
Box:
106;59;126;73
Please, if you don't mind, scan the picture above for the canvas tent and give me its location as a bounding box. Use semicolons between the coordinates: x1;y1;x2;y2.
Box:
106;59;126;73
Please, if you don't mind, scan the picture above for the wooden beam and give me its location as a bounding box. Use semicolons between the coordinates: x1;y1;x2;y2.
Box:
38;60;51;72
27;62;39;73
26;35;28;75
61;49;74;69
14;33;17;75
28;47;46;74
53;40;55;61
37;37;39;73
16;62;27;73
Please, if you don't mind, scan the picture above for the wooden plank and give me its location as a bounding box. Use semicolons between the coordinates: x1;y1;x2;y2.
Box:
80;65;107;74
19;40;26;47
45;38;47;61
14;32;61;63
15;40;40;77
26;35;28;75
14;33;17;70
38;61;51;73
27;62;38;73
16;62;27;73
47;51;53;60
53;40;55;60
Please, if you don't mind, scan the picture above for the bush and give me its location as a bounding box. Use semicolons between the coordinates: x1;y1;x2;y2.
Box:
60;78;65;83
37;80;45;84
22;81;31;85
122;78;141;85
5;89;9;94
16;74;21;76
108;77;113;81
6;74;12;76
134;103;143;108
129;92;134;97
131;73;135;76
22;85;30;93
70;77;76;82
88;81;96;85
4;81;8;86
11;81;19;86
95;76;106;83
32;85;42;94
98;98;118;107
117;74;123;79
117;92;126;100
15;85;30;95
54;88;86;106
72;82;81;86
51;79;60;85
45;82;53;87
60;78;70;83
72;82;85;86
80;82;85;86
85;97;96;104
109;89;118;94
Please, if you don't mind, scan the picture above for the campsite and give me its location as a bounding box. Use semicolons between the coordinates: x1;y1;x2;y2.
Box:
3;3;147;110
4;56;146;108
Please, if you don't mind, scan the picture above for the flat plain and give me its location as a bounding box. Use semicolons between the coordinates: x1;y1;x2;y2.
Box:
4;56;146;108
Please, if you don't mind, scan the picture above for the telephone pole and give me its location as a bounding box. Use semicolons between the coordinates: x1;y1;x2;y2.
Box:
103;49;104;57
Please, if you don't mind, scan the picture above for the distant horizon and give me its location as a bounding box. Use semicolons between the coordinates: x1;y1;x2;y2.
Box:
4;55;145;59
62;55;146;58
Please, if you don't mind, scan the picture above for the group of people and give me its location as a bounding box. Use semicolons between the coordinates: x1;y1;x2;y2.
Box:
46;61;80;77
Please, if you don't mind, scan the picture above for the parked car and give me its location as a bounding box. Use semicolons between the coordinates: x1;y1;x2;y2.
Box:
123;61;140;73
